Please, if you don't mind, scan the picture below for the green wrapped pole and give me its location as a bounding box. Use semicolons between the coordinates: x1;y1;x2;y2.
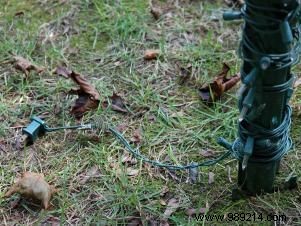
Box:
222;0;301;194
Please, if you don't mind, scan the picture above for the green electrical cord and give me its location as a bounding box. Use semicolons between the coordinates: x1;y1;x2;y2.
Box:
108;126;232;170
89;117;233;170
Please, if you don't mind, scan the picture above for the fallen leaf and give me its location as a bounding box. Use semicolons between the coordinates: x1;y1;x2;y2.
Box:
103;93;128;113
126;168;139;177
116;123;128;133
121;152;138;165
160;199;167;206
54;66;71;78
163;198;179;219
78;166;101;184
200;149;215;157
144;49;160;60
199;63;240;104
15;11;25;17
13;56;44;77
294;77;301;88
208;172;215;184
185;207;207;216
130;129;142;144
148;115;156;123
54;66;100;119
4;172;56;209
178;64;192;85
150;6;162;20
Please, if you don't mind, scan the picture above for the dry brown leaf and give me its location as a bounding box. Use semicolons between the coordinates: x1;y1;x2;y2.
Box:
178;64;192;85
121;152;138;165
199;63;240;104
144;49;160;60
4;172;56;209
200;149;215;158
126;168;140;177
150;6;162;20
103;93;128;113
54;66;100;119
130;129;143;144
15;11;25;17
148;114;156;123
160;199;167;206
13;56;44;77
116;123;128;133
208;172;215;184
294;77;301;88
163;198;179;219
54;66;71;78
78;166;101;184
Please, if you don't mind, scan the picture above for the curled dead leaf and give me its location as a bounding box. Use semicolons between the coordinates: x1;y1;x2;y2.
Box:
121;151;138;165
144;49;160;60
4;172;56;209
54;66;100;119
130;129;143;144
200;149;215;158
54;66;71;78
15;11;25;17
116;123;128;133
12;56;44;77
102;93;128;113
199;63;240;104
150;6;162;20
126;168;140;177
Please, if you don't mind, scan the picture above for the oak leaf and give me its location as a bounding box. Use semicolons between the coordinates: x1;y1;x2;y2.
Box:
54;66;100;119
102;93;128;113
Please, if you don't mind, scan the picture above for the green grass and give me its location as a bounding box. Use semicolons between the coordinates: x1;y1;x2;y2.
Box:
0;0;301;225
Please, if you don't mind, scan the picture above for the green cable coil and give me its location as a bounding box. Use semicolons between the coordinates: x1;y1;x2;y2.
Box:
220;0;301;194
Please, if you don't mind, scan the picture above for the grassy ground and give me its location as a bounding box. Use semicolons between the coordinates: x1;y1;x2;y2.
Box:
0;0;301;225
